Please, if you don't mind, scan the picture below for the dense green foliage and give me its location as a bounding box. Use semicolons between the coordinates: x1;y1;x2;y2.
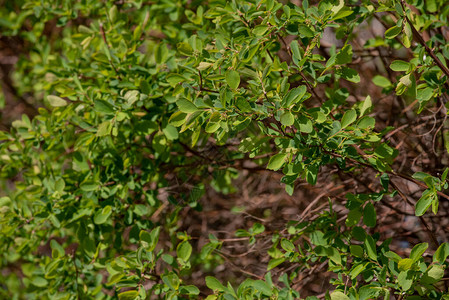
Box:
1;0;449;299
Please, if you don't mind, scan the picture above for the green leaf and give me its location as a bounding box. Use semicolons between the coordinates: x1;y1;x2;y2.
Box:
162;254;174;266
385;251;402;262
310;111;326;123
390;60;410;72
94;205;112;224
267;258;285;270
109;5;118;22
412;172;431;182
346;208;362;227
421;265;444;284
50;240;65;258
442;167;449;182
78;25;93;34
306;165;318;185
433;243;449;263
329;120;341;137
341;109;357;128
384;26;402;39
80;181;98;191
350;245;364;258
177;42;193;56
374;143;399;164
398;258;414;271
327;246;342;265
155;43;169;64
253;25;269;36
372;75;392;88
349;263;366;279
283;86;307;107
338;67;360;83
236;98;252;112
140;80;150;95
426;0;437;12
251;223;265;235
397;270;413;291
283;6;291;18
55;178;65;193
352;226;366;241
364;235;377;261
410;243;428;262
0;196;11;207
205;120;221;133
225;70;240;89
197;62;213;71
162;125;179;140
311;230;326;246
403;22;412;48
363;202;376;227
298;115;313;133
140;231;152;249
267;153;287;171
97;120;112;136
281;239;295;252
417;87;434;103
169;111;188;127
398;73;412;87
162;272;180;291
298;24;314;38
167;73;187;87
205;276;225;292
179;285;200;295
31;276;48;287
336;45;353;65
47;95;67;107
415;189;434;216
280;111;294;126
124;90;140;105
290;40;301;61
118;290;139;300
205;111;221;133
360;95;372;116
177;98;199;113
94;99;114;114
332;9;353;20
330;291;350;300
358;285;382;300
139;227;160;252
177;241;192;261
253;280;272;296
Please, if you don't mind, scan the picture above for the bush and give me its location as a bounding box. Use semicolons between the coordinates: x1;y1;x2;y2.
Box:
1;0;449;299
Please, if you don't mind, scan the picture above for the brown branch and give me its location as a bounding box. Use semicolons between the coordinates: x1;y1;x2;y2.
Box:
197;70;218;93
372;13;409;50
389;180;439;248
322;146;449;211
389;170;449;201
260;117;294;139
99;23;121;79
400;0;449;81
178;141;213;162
0;63;38;126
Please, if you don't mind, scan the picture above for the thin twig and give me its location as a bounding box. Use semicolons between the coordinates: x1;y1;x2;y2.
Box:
389;180;439;248
99;23;121;79
198;70;218;93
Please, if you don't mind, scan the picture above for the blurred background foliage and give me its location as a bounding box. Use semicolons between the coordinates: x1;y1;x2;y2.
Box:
1;0;449;299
